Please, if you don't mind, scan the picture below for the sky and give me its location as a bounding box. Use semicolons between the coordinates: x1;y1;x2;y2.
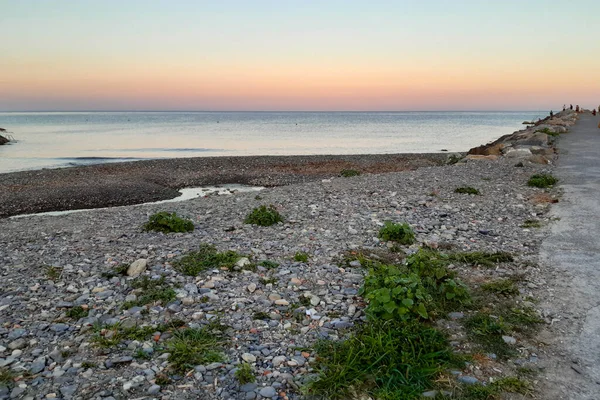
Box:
1;0;599;111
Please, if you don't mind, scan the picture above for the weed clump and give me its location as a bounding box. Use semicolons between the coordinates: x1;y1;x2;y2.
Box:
143;212;194;233
66;306;89;320
360;249;470;321
306;320;458;399
464;313;515;359
166;328;226;372
0;368;15;388
122;276;176;308
378;221;415;245
173;244;242;276
460;376;532;398
245;205;284;226
448;251;513;267
294;252;309;263
455;186;481;195
527;173;558;188
101;263;129;278
521;219;542;228
340;169;361;177
235;363;255;384
259;260;279;269
481;279;519;297
46;266;62;281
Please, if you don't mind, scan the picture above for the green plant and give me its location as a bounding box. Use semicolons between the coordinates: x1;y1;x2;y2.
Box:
521;219;542;228
536;127;560;137
134;348;152;360
527;173;558;188
481;279;519;297
340;169;361;177
464;313;515;359
360;249;470;321
122;276;176;308
448;251;513;267
155;374;171;386
143;212;194;233
46;266;61;281
91;323;159;348
446;154;463;165
101;263;129;278
235;363;255;384
244;205;284;226
294;252;309;263
305;320;459;399
460;376;532;399
173;244;242;276
260;277;278;285
454;187;480;195
0;368;15;388
252;311;270;320
378;221;415;245
166;328;226;372
66;306;89;320
259;260;279;269
81;362;97;369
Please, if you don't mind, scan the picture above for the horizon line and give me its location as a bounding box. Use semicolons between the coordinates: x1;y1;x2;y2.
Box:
0;109;548;113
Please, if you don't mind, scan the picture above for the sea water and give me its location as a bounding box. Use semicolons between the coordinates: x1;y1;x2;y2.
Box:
0;111;545;173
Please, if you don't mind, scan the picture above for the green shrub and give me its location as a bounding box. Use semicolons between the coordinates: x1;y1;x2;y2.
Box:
244;205;284;226
455;186;480;195
464;313;515;359
340;169;361;177
378;221;415;245
143;212;194;233
360;249;470;321
66;306;89;320
527;173;558;188
521;219;542;228
259;260;279;269
481;279;519;297
166;328;226;372
294;252;309;263
306;320;458;399
122;276;176;308
235;363;255;384
173;244;242;276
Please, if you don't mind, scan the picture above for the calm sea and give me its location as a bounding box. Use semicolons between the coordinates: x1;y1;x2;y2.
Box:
0;111;544;173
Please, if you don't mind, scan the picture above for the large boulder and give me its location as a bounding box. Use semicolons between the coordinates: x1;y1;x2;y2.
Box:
0;135;8;145
467;141;505;156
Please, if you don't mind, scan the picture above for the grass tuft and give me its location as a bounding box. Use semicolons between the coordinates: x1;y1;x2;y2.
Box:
455;187;481;195
0;368;15;388
448;251;513;268
464;313;515;359
122;276;176;308
294;252;309;263
46;265;62;281
235;363;255;384
166;328;226;372
244;205;284;226
521;219;542;228
259;260;279;269
173;243;241;276
460;376;533;399
306;320;460;399
481;279;520;297
143;212;194;233
527;173;558;188
340;169;361;177
66;306;89;320
378;221;416;245
101;263;129;279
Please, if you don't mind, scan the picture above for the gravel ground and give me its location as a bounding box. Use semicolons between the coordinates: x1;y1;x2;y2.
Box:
0;153;449;218
0;157;558;400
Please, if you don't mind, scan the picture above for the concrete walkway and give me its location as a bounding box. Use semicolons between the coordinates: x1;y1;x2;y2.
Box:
539;112;600;399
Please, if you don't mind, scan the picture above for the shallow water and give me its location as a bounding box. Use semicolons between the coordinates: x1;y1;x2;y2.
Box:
0;111;545;173
10;184;264;218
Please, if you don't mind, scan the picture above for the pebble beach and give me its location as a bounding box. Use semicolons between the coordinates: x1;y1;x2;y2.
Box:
0;111;578;399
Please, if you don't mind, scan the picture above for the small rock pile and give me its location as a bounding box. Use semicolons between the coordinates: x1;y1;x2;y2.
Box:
466;109;578;164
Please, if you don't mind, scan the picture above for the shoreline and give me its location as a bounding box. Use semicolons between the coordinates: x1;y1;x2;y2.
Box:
0;152;451;218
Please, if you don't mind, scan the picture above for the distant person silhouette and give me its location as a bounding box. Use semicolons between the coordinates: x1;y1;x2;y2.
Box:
593;109;597;116
576;105;580;112
563;104;566;111
570;104;573;110
550;110;554;118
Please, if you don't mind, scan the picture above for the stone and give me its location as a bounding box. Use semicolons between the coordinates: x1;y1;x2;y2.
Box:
465;154;499;161
272;356;286;367
147;385;161;395
259;386;277;398
241;353;256;363
236;257;251;268
247;283;257;293
8;339;26;350
504;148;532;158
60;385;78;398
127;259;147;277
502;335;517;345
458;376;479;385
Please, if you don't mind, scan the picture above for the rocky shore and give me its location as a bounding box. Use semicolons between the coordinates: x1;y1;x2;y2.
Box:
0;114;575;399
0;153;449;218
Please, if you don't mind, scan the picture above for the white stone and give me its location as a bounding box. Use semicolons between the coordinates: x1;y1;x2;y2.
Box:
235;257;251;268
247;283;257;293
241;353;256;363
127;259;148;277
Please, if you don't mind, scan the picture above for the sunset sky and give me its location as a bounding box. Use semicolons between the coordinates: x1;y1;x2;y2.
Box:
1;0;599;111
